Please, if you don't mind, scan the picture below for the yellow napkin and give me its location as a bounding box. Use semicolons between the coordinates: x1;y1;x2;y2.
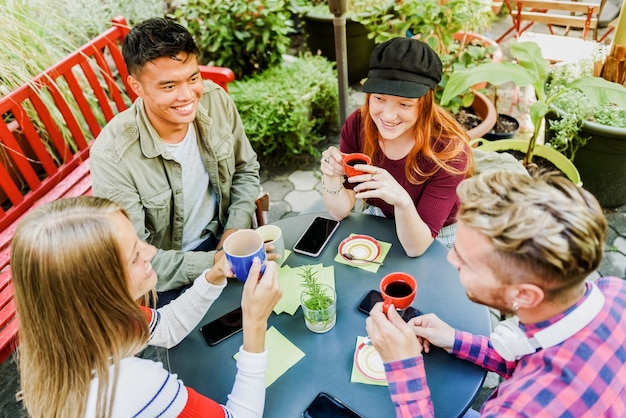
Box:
234;326;305;387
350;336;388;386
334;235;391;273
273;263;335;315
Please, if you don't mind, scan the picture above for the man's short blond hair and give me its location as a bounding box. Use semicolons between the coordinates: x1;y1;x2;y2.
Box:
456;171;606;298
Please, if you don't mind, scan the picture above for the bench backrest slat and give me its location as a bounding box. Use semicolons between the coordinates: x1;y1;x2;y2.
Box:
1;115;47;190
0;16;132;232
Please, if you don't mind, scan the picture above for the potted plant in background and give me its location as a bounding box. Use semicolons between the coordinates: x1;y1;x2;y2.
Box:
291;0;394;82
299;265;337;333
441;41;626;188
356;0;500;138
544;48;626;208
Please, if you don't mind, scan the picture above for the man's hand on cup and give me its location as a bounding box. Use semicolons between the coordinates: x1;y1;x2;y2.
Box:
265;243;282;261
366;302;423;363
408;313;456;353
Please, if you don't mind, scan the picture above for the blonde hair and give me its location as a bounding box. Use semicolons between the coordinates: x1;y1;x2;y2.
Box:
11;196;150;418
456;171;606;299
361;90;474;184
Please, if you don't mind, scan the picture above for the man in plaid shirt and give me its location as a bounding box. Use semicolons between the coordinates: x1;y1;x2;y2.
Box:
366;171;626;417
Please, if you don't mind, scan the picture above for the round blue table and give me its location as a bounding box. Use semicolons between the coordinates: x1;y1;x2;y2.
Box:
168;212;492;417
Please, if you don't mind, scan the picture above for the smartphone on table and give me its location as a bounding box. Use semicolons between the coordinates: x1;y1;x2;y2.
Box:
293;216;340;257
200;306;243;346
358;289;422;321
302;392;363;418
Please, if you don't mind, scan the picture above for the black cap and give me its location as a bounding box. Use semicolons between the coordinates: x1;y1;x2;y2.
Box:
362;38;443;99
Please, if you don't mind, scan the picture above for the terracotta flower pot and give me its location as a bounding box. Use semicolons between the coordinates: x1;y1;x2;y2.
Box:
466;91;497;139
453;31;503;90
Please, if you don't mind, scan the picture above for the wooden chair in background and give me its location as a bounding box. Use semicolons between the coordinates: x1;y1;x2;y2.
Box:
512;0;604;62
254;191;270;228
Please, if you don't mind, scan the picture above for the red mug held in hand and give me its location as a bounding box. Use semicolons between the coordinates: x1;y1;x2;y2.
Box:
379;272;417;315
342;153;372;177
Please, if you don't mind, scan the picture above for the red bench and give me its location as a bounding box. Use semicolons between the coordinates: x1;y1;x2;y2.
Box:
0;16;235;363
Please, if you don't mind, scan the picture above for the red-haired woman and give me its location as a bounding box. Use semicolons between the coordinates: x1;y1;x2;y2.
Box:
321;37;473;255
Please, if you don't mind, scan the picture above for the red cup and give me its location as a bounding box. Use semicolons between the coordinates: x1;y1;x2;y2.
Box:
342;153;372;177
379;272;417;315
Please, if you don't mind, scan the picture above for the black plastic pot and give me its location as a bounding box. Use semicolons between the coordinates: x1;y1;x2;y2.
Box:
483;113;520;140
293;1;392;83
546;108;626;208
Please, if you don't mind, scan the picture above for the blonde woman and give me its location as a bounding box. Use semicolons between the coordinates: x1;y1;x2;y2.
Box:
321;38;473;254
11;196;281;418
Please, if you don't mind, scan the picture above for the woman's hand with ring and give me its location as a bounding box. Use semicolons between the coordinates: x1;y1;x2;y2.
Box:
320;146;345;177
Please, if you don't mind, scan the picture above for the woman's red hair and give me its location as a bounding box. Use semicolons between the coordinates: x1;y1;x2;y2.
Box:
361;91;474;184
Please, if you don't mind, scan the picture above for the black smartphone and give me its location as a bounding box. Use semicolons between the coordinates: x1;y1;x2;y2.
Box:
293;216;340;257
302;392;363;418
199;307;243;346
357;289;422;322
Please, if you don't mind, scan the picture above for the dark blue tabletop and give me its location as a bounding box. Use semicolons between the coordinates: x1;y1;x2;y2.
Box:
168;212;491;417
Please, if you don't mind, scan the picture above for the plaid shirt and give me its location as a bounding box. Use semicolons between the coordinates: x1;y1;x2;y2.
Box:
385;277;626;417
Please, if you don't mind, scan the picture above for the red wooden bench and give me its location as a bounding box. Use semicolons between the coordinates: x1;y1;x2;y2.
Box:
0;16;235;364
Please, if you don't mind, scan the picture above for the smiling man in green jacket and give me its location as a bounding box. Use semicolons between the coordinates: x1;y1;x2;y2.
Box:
91;18;260;296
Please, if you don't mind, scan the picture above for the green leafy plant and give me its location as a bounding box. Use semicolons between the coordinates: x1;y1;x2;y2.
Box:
51;0;166;41
357;0;494;54
545;48;626;159
229;54;339;165
441;41;626;164
299;266;333;318
171;0;295;79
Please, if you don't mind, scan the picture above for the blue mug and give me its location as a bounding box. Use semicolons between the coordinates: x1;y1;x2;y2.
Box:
223;229;267;282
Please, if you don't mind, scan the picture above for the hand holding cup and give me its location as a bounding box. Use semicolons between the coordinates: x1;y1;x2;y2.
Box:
223;229;267;282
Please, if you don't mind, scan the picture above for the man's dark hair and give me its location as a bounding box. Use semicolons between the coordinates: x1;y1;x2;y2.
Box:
122;17;199;76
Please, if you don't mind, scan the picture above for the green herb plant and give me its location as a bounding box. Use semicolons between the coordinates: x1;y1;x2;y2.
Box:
299;265;334;326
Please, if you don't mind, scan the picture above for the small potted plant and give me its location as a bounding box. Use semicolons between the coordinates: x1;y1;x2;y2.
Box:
299;265;337;333
441;41;626;185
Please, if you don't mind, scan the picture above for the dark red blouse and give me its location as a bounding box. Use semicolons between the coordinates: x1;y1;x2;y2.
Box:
340;110;468;237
